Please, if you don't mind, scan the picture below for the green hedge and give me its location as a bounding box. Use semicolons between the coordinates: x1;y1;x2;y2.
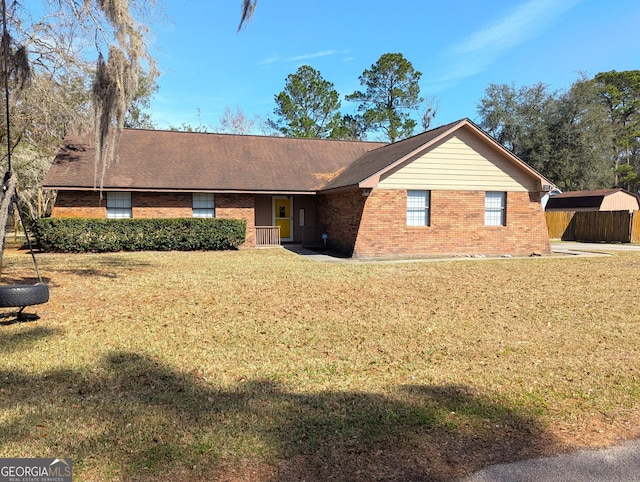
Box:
34;218;246;253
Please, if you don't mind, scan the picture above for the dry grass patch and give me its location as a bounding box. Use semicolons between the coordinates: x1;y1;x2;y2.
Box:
1;248;639;481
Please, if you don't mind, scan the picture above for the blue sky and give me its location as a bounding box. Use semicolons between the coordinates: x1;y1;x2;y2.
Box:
149;0;640;138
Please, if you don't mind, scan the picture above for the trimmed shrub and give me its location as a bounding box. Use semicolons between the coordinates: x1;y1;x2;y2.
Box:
34;218;246;253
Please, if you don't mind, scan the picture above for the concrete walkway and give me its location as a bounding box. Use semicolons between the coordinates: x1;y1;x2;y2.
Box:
284;246;525;263
551;241;640;253
284;241;640;263
463;439;640;482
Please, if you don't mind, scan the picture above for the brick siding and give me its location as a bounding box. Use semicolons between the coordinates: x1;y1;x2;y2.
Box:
51;191;105;218
132;192;192;218
50;191;256;246
52;188;551;256
215;193;256;246
319;189;551;258
317;190;366;254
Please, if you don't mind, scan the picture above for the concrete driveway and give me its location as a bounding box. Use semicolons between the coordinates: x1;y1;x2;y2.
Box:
463;439;640;482
552;241;640;253
286;242;640;263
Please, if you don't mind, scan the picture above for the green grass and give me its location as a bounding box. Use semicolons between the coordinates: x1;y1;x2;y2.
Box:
1;248;639;481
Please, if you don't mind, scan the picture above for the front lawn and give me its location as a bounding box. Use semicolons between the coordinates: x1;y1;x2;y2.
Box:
1;248;639;481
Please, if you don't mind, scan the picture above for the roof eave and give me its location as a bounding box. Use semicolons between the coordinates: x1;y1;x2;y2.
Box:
318;184;360;195
44;186;317;195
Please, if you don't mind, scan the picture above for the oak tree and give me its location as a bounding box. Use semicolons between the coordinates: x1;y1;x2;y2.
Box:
477;77;616;191
594;70;640;179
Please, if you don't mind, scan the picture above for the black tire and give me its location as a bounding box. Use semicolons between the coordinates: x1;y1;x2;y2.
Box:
0;283;49;308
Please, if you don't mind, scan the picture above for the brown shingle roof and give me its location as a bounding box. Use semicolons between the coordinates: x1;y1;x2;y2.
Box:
43;129;386;192
44;118;551;194
549;188;625;199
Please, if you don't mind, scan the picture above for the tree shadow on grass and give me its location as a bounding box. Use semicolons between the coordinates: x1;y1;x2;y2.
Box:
1;253;157;282
0;351;562;481
40;254;156;279
0;325;61;349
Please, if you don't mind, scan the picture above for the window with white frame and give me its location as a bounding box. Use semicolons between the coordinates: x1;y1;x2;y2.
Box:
192;193;215;218
485;191;506;226
106;192;132;219
406;190;430;226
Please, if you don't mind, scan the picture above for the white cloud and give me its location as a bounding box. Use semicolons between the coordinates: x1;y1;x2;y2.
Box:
427;0;583;91
258;54;282;65
289;49;338;61
259;49;349;66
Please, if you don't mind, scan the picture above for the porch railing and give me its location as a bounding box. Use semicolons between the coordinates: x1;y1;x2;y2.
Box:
255;226;281;246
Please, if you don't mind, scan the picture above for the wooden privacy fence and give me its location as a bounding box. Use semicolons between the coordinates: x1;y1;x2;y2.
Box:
546;211;576;240
632;212;640;243
546;210;640;243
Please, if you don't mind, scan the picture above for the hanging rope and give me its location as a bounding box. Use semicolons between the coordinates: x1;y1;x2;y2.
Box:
0;0;43;285
2;0;11;173
0;0;13;274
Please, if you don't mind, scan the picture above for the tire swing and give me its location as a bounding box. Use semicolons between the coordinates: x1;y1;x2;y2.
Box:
0;173;49;320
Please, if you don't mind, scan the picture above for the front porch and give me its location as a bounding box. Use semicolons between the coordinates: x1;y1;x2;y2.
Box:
253;194;323;248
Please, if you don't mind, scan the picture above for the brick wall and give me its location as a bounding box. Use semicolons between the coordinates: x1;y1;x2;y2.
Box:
50;190;257;246
132;192;191;218
50;189;550;256
51;191;105;218
215;193;256;246
320;189;551;258
317;190;366;254
51;191;194;218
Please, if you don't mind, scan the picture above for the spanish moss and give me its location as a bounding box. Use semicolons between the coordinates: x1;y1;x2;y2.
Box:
92;46;137;191
90;0;152;191
238;0;257;31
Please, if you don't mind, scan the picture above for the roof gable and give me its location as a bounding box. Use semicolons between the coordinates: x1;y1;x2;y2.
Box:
321;119;550;192
376;128;539;192
320;121;459;190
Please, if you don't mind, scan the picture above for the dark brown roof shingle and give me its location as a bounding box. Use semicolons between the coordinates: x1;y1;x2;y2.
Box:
44;119;550;194
44;129;386;192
